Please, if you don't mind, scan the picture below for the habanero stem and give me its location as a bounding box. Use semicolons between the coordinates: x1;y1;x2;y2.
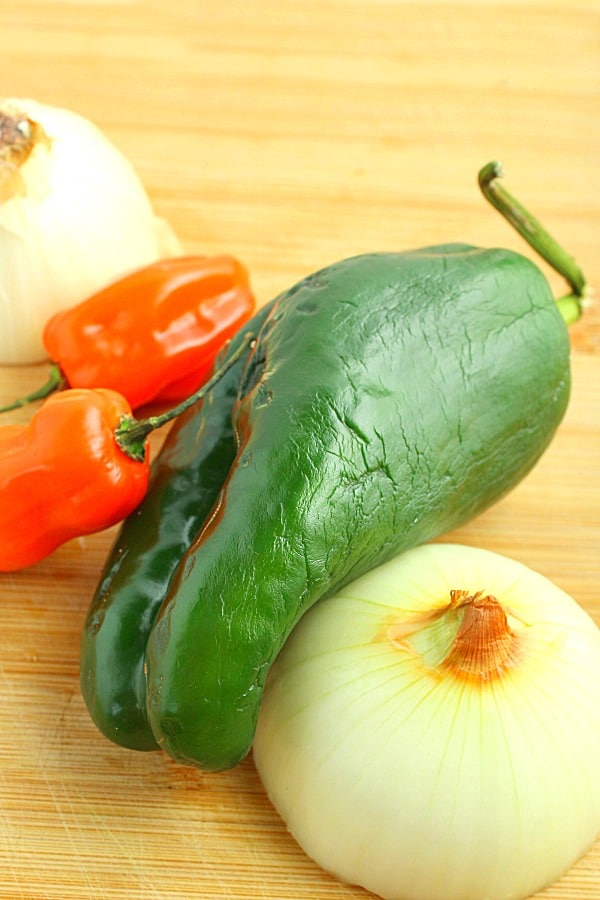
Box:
0;364;67;413
115;332;255;463
478;160;586;325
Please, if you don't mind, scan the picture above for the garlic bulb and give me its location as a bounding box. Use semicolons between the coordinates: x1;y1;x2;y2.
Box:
0;98;182;364
254;543;600;900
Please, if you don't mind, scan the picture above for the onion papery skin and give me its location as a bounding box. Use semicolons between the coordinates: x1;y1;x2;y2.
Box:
0;98;181;364
253;543;600;900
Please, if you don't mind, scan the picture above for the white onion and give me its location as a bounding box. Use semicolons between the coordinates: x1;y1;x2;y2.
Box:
0;98;182;363
254;543;600;900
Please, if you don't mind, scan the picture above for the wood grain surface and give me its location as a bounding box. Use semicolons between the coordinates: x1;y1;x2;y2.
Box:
0;2;599;898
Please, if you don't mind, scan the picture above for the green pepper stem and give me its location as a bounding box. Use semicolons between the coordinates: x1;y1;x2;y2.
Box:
478;161;586;323
115;332;256;462
0;363;66;413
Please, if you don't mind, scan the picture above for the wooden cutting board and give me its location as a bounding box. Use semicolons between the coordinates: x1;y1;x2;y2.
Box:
0;2;598;898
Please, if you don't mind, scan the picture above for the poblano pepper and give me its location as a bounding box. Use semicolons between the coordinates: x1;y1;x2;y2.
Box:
81;163;585;770
80;301;274;750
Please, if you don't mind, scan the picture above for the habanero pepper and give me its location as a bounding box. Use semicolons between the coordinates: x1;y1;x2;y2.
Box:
0;333;254;572
0;255;256;414
0;388;149;572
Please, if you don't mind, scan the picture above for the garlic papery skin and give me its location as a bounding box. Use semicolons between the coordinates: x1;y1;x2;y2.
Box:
253;543;600;900
0;98;182;364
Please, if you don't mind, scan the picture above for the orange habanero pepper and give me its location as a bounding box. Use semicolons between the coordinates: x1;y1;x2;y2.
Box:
0;388;149;572
0;333;254;571
1;255;256;414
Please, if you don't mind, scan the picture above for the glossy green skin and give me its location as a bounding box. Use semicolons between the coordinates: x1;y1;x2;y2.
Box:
143;244;571;771
79;302;274;750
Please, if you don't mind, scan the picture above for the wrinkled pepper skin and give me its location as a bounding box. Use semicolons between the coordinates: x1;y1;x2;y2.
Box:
80;302;274;750
143;244;571;771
